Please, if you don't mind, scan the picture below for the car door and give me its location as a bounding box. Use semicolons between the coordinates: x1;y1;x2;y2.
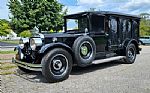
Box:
90;14;107;52
108;16;119;50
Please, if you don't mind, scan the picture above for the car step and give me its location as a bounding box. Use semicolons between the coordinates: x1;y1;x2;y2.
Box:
92;56;126;64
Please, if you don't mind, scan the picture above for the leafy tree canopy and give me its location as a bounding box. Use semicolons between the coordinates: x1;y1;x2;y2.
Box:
0;19;11;36
19;30;32;37
139;13;150;36
8;0;66;34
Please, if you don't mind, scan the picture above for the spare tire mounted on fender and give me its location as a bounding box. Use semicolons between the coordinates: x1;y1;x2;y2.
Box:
73;36;96;67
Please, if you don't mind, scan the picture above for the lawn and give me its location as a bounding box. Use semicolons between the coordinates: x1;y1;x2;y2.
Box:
0;62;17;75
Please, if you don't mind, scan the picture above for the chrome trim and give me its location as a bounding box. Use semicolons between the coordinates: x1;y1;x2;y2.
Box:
12;57;42;71
19;38;29;44
49;54;69;76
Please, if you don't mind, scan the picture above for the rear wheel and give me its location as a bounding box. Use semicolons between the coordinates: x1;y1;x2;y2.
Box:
41;48;72;83
124;44;136;64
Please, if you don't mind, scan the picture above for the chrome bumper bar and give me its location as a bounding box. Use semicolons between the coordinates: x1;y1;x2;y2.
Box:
12;57;42;71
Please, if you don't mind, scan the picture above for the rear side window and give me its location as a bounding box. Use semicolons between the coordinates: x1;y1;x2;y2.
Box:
109;17;117;33
123;20;127;32
91;15;104;33
127;21;131;32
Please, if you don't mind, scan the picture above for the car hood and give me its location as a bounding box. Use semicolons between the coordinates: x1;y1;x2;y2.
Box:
43;32;79;38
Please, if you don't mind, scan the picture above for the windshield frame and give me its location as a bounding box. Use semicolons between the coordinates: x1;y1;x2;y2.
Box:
64;14;89;33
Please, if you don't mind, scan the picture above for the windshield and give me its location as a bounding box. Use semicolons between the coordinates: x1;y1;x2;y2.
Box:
66;16;88;32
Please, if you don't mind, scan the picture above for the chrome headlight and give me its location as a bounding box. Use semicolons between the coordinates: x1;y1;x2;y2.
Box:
19;38;29;44
30;38;43;50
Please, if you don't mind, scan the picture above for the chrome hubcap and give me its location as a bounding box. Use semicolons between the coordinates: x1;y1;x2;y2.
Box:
53;60;63;70
50;54;68;76
128;48;135;61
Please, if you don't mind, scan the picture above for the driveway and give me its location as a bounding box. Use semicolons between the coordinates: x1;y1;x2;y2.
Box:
1;46;150;93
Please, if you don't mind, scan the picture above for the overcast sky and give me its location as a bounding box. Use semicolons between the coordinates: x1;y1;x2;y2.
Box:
0;0;150;20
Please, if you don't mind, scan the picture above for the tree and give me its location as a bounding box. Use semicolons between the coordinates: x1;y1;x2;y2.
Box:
8;0;66;34
139;13;150;36
19;30;32;37
0;19;11;36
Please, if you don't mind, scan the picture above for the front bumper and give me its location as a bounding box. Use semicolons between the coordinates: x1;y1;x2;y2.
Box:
12;57;42;71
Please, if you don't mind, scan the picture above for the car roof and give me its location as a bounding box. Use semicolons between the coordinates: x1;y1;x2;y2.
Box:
65;11;140;19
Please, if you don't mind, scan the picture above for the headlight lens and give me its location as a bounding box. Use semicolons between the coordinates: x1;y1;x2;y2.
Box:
30;38;43;50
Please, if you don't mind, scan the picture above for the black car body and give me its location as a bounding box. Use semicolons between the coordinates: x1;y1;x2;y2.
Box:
13;11;141;82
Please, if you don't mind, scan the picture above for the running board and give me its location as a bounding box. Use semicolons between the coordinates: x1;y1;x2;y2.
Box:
92;56;126;64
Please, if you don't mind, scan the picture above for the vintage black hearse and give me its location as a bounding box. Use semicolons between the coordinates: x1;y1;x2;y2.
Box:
12;11;141;82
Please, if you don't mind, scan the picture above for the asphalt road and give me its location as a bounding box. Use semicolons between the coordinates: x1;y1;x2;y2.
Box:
0;42;17;46
1;46;150;93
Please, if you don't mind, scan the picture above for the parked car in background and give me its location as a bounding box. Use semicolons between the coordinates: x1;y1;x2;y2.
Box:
139;36;150;45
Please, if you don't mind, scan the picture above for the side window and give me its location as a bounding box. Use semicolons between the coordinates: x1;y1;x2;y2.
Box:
133;20;139;38
91;15;104;33
127;21;131;32
123;20;127;32
109;17;117;33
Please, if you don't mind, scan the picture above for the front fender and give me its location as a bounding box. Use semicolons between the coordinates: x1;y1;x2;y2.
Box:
14;45;24;60
39;43;73;54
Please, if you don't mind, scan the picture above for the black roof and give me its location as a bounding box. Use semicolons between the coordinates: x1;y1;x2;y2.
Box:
65;11;140;19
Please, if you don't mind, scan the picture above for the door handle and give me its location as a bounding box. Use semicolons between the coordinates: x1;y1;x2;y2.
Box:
105;33;109;36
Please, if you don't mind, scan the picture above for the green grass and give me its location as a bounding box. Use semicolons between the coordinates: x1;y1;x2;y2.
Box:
0;62;17;75
0;40;19;44
0;50;17;54
0;64;17;70
0;71;16;75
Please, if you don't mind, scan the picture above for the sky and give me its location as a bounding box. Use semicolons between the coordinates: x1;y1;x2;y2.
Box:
0;0;150;20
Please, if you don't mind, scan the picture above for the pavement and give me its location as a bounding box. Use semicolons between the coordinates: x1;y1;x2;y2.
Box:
1;46;150;93
0;42;17;51
0;42;17;47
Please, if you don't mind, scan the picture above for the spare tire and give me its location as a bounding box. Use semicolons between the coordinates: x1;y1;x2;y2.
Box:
72;36;96;67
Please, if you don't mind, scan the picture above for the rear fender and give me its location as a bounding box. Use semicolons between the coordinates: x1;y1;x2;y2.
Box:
122;39;139;54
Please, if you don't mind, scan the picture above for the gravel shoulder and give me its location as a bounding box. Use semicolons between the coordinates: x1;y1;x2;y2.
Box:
1;46;150;93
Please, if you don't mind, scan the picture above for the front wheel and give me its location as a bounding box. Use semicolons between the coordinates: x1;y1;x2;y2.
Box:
41;48;72;83
124;44;136;64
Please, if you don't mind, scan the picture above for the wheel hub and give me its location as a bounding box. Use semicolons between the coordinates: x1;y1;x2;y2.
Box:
81;46;88;56
53;60;63;70
128;48;135;61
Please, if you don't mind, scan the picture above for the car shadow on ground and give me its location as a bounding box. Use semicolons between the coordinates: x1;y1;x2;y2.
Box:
14;60;124;83
71;60;123;75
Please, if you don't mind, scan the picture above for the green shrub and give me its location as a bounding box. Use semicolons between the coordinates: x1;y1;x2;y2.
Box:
19;30;32;37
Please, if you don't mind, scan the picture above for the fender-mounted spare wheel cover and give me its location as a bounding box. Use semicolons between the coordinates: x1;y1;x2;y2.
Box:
73;36;96;67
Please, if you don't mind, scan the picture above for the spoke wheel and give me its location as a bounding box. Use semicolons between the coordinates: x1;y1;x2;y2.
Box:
42;48;72;83
125;44;136;64
50;54;68;76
